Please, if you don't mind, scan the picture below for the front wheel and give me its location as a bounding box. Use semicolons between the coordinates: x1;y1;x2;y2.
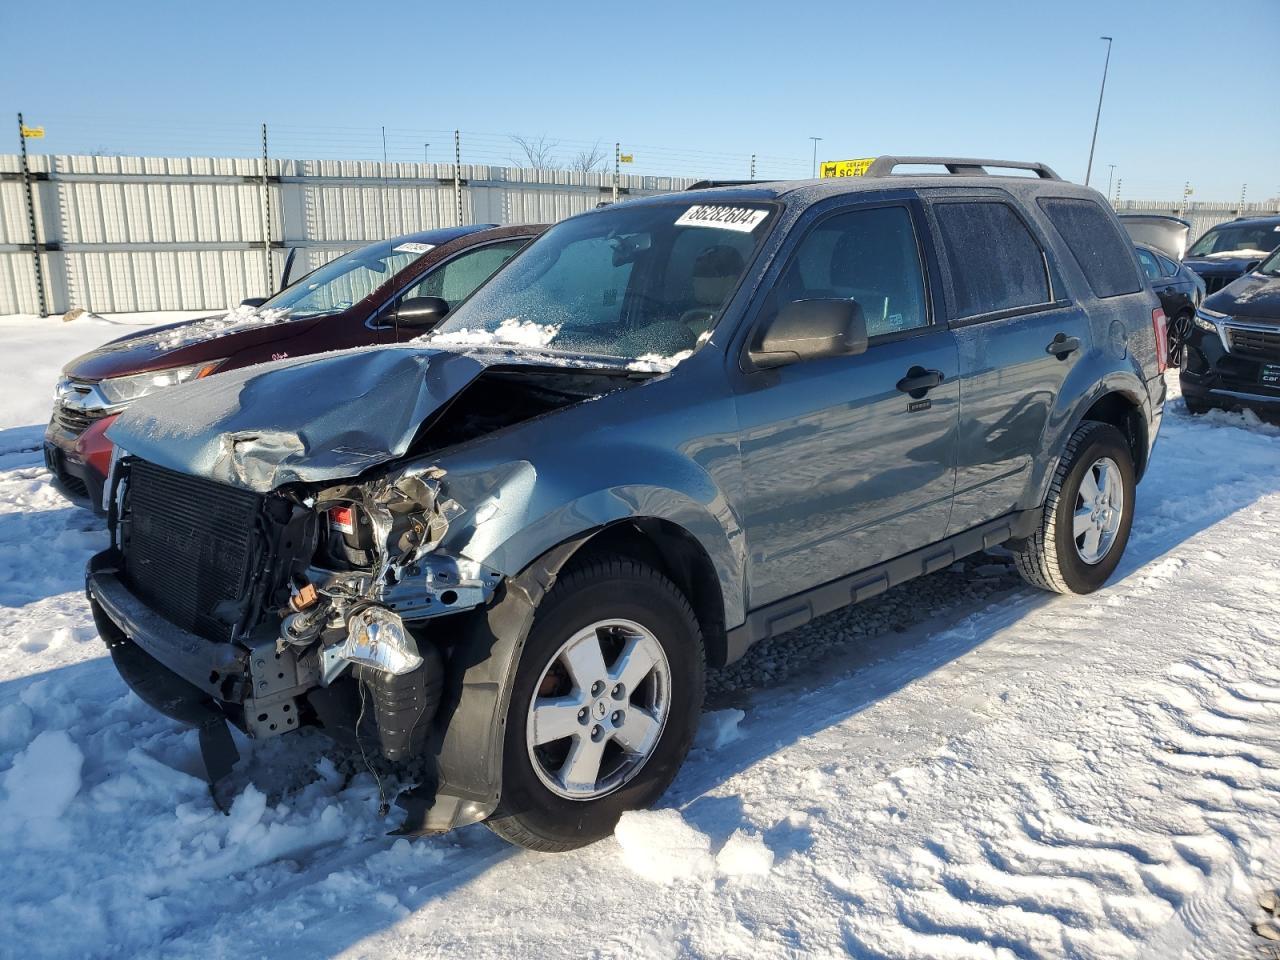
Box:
1012;421;1136;594
485;557;704;851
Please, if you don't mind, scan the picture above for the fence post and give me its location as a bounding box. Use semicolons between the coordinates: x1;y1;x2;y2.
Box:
454;129;463;227
261;123;272;295
16;113;48;317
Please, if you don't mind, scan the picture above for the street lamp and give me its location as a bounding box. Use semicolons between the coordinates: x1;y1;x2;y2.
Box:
1085;36;1113;187
809;136;823;178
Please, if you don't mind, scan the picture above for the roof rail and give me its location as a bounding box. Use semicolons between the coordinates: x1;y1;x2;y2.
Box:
863;156;1062;180
685;179;762;190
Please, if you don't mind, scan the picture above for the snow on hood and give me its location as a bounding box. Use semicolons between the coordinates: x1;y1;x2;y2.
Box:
107;346;491;493
627;350;693;372
123;304;291;351
1198;249;1271;261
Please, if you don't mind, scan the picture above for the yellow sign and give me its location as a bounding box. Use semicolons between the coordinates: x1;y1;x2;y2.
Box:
820;157;875;178
20;125;44;139
619;154;634;163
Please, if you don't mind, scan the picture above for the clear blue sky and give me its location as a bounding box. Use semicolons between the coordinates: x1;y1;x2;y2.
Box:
3;0;1277;200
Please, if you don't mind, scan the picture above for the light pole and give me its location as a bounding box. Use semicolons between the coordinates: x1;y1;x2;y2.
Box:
1106;164;1116;198
809;136;823;178
1085;36;1113;186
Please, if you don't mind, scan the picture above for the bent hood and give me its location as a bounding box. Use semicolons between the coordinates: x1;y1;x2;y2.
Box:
107;345;493;493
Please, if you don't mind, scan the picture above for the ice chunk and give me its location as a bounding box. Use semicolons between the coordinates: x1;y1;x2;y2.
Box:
715;829;774;878
615;808;715;884
428;317;561;350
627;350;693;372
2;729;84;822
695;708;745;749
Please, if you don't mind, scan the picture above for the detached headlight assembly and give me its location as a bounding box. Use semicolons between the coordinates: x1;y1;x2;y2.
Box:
96;360;223;405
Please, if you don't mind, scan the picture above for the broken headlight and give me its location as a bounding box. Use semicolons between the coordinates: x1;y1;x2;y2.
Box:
340;606;423;676
96;360;224;404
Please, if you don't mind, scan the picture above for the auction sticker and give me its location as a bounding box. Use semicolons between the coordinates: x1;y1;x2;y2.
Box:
394;242;435;254
675;205;769;233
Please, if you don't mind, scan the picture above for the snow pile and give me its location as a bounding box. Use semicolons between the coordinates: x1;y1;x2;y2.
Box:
152;305;288;350
427;317;561;350
715;829;774;878
2;730;83;824
615;808;716;884
694;708;745;749
627;349;693;372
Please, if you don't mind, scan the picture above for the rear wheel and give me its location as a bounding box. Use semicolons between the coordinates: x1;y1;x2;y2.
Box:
485;557;704;851
1012;421;1136;595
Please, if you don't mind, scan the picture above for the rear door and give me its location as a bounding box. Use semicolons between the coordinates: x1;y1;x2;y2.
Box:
926;195;1091;533
730;199;959;608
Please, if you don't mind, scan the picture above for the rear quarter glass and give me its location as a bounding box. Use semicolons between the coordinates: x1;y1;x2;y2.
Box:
1037;197;1142;299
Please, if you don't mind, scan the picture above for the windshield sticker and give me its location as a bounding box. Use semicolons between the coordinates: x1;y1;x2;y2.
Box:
393;242;435;254
675;205;769;233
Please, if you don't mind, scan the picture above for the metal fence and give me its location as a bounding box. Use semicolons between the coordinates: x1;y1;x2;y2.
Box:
4;151;1278;317
0;153;698;315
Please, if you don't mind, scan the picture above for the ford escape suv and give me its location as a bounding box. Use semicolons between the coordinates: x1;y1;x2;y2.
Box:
87;156;1166;851
46;224;541;512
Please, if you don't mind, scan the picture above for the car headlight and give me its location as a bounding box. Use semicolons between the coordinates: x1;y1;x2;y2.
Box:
1193;308;1231;351
96;360;223;405
340;606;423;676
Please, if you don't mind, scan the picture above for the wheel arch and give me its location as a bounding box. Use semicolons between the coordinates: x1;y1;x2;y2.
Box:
1078;388;1150;480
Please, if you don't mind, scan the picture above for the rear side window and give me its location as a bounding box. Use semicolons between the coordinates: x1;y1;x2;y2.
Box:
1135;247;1162;281
1038;197;1142;298
933;201;1051;319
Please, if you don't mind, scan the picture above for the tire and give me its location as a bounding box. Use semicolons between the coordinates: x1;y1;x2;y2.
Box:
485;557;705;851
1012;421;1136;595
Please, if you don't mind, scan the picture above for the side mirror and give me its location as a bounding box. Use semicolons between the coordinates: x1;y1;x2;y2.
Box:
240;297;268;308
749;299;868;369
395;296;449;329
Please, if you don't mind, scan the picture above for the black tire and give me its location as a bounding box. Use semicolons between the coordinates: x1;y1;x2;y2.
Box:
484;557;705;851
1011;421;1136;595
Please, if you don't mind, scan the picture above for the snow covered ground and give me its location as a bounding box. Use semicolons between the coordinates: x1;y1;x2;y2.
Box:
2;312;1280;959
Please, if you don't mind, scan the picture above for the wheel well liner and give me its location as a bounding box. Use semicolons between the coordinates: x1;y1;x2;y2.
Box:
1081;391;1149;479
570;519;728;668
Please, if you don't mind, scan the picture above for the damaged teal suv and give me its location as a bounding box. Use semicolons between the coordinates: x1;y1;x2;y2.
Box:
87;157;1166;850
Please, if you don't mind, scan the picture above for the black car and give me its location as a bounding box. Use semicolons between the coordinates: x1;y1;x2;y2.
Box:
1183;215;1280;296
1133;243;1204;365
1180;246;1280;416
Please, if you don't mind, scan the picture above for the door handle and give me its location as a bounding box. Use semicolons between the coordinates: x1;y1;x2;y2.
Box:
897;366;945;397
1046;333;1081;359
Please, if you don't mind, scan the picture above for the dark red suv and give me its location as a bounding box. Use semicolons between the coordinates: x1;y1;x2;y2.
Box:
45;223;543;510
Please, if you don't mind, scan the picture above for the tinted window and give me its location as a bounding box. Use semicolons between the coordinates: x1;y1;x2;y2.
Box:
1135;247;1162;280
403;239;526;306
933;201;1050;318
1156;253;1180;277
772;205;928;337
1038;197;1142;298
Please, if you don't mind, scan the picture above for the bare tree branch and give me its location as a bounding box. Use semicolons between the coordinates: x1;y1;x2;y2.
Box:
570;142;608;174
510;134;560;170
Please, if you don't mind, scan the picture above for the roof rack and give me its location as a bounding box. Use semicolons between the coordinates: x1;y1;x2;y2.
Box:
685;179;762;190
863;156;1062;180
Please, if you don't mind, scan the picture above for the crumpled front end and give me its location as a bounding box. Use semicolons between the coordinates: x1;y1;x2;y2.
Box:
87;451;505;770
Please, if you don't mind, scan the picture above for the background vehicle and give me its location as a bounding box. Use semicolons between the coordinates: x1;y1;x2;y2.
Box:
1180;246;1280;416
1133;242;1204;365
45;224;543;511
1182;215;1280;295
1119;213;1191;260
88;157;1164;852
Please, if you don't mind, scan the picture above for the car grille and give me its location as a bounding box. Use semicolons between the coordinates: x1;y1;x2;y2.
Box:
1227;326;1280;362
122;460;263;643
1203;275;1234;295
51;402;104;436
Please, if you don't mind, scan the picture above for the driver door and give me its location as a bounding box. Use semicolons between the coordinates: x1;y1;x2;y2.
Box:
730;201;959;609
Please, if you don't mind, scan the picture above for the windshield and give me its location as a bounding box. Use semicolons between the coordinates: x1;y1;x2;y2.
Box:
1259;247;1280;277
1187;221;1280;258
430;201;775;360
260;241;430;318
